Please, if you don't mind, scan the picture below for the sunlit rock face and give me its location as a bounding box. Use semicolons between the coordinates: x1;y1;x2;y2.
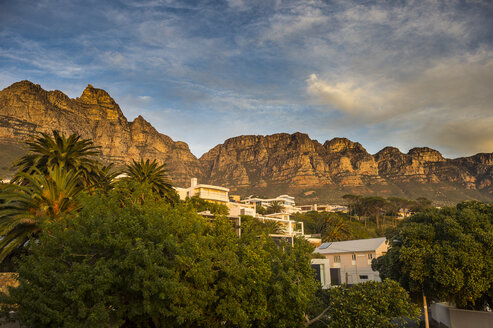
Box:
0;81;202;186
1;81;492;203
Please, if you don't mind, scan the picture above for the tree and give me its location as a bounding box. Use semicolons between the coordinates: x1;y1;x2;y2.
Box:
372;201;493;310
12;130;100;186
292;211;376;240
124;159;179;204
359;196;388;229
321;213;351;242
256;205;266;215
186;196;229;215
1;184;318;327
342;194;361;219
305;280;420;328
0;166;83;262
410;197;433;213
266;201;284;214
86;163;121;193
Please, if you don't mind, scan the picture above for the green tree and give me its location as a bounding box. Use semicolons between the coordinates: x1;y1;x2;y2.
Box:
0;166;83;262
266;201;284;214
321;212;351;242
372;201;493;310
292;211;375;240
124;159;179;204
1;184;318;327
256;205;266;215
359;196;388;229
86;163;121;193
306;280;420;328
410;197;433;213
12;130;100;186
342;194;361;219
185;195;229;215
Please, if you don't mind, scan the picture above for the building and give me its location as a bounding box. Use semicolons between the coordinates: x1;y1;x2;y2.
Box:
298;204;348;213
175;178;229;203
241;195;301;214
175;178;303;237
312;237;388;286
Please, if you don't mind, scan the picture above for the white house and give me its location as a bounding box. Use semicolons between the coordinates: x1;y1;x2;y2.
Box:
313;237;388;286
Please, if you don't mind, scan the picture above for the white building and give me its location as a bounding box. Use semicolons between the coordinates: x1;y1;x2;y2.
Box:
241;195;301;214
298;204;348;213
312;237;388;286
175;178;230;203
176;179;303;236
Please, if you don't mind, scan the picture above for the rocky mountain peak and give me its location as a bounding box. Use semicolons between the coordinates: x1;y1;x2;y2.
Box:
408;147;445;162
79;84;117;106
323;137;367;154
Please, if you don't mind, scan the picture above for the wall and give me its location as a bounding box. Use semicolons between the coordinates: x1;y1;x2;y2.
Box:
431;303;493;328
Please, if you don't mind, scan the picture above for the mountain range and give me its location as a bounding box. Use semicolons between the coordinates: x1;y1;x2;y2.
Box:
1;80;492;205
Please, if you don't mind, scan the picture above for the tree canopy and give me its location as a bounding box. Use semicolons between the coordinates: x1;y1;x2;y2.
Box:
124;159;179;205
372;201;493;310
1;184;319;327
307;280;420;328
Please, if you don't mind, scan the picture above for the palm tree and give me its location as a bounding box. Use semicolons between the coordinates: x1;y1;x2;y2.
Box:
0;166;83;262
266;201;284;214
12;130;100;186
124;159;179;204
321;214;351;242
86;163;121;193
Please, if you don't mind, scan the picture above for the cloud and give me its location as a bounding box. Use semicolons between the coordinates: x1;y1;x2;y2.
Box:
306;48;493;155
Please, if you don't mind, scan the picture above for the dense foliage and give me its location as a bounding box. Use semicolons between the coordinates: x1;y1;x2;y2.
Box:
124;159;179;205
292;211;376;241
185;196;229;215
0;165;83;262
1;185;319;327
343;194;433;229
309;280;420;328
11;130;101;187
372;201;493;310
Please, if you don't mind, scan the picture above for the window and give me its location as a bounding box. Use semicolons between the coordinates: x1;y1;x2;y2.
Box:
368;253;373;260
359;275;368;280
311;264;325;286
351;254;356;261
334;255;341;263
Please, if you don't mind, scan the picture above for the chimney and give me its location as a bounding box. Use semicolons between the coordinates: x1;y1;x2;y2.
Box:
191;178;197;188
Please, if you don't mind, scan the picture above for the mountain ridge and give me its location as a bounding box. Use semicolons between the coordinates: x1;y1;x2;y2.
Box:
1;81;492;204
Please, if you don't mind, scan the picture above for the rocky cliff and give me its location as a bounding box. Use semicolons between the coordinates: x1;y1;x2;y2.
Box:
1;81;492;204
0;81;202;185
200;135;493;204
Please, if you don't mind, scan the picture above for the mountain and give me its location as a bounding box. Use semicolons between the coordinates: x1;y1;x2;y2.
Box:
1;81;492;204
200;133;493;204
0;81;202;185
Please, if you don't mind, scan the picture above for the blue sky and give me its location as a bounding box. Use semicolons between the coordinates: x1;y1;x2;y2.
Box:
1;0;492;158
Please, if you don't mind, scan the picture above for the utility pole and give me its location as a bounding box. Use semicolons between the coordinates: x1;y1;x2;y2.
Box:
423;288;430;328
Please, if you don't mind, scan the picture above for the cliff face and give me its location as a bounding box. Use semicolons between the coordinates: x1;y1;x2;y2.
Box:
1;81;492;203
0;81;202;185
201;135;493;203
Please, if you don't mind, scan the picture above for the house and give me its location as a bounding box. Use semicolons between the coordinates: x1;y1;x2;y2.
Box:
175;178;229;203
241;195;301;214
312;237;388;286
175;178;303;237
298;204;348;213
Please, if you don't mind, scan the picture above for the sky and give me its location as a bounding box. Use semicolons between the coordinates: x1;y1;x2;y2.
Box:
1;0;492;158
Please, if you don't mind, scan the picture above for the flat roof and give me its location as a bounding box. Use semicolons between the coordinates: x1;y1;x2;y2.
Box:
314;237;387;254
194;184;229;192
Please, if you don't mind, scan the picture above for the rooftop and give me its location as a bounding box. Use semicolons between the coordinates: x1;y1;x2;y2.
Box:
314;237;387;254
